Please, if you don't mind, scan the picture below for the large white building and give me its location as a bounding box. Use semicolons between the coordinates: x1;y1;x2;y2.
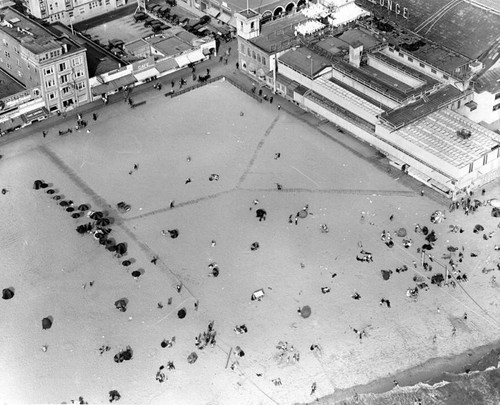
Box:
22;0;127;25
236;1;500;198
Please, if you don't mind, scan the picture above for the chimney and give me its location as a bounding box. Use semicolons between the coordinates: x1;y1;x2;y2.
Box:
349;41;363;68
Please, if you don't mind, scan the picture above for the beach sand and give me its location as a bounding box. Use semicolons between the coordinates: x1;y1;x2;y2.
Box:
0;79;499;404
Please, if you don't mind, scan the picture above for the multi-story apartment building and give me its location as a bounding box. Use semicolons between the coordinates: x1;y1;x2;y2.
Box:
0;7;90;113
22;0;127;25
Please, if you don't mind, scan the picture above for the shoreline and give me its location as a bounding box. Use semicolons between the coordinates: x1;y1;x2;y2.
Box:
304;338;500;404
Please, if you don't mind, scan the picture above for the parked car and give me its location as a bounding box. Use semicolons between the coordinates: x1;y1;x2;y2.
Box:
144;17;155;27
134;12;147;22
199;15;211;25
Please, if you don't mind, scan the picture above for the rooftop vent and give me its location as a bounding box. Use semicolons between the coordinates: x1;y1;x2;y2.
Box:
457;129;471;140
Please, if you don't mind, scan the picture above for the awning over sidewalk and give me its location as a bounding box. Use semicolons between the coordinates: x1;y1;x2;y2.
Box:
206;7;220;18
187;49;206;63
218;12;231;24
156;58;179;73
228;15;237;28
91;74;137;96
175;54;191;67
0;115;25;133
22;107;49;123
134;68;160;82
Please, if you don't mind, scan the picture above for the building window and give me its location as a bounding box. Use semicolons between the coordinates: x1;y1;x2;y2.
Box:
45;67;53;75
419;62;425;68
469;162;473;173
59;62;67;71
483;154;488;165
408;57;413;62
262;58;266;66
75;70;84;78
457;100;461;109
250;22;254;29
388;48;394;52
247;48;251;56
431;68;437;74
62;86;71;94
493;103;500;111
252;51;256;59
76;81;86;90
48;92;56;100
443;74;449;80
72;56;83;66
60;74;69;84
240;43;245;53
398;52;404;58
45;79;55;87
495;92;500;100
257;54;261;63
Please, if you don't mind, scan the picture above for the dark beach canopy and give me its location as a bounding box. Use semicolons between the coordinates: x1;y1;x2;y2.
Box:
33;180;44;189
90;211;104;220
473;224;484;233
96;218;111;226
256;209;266;219
115;243;127;255
122;260;131;267
59;200;70;207
492;208;500;218
40;182;48;189
42;316;53;330
79;204;90;211
131;269;143;278
46;189;55;195
2;287;14;299
114;298;128;312
168;229;179;239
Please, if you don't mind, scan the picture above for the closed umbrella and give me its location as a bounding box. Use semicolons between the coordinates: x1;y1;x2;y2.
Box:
2;287;14;300
42;316;53;330
300;305;311;318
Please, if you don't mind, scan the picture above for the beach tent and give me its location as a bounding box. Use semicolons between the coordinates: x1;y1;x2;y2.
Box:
300;305;312;318
2;287;14;299
473;224;484;233
115;298;128;312
187;352;198;364
79;204;90;211
251;289;265;301
42;316;53;330
40;182;48;189
96;218;111;226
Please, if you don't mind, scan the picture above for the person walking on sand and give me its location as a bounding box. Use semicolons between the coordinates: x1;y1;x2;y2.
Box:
42;130;48;138
310;382;317;395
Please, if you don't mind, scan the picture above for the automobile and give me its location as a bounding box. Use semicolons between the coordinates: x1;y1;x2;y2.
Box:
199;15;211;25
150;4;162;12
117;202;131;213
151;20;162;27
134;12;147;22
170;14;179;24
144;17;155;27
180;17;190;27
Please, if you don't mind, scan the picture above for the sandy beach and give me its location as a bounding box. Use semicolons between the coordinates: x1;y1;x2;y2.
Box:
1;79;499;405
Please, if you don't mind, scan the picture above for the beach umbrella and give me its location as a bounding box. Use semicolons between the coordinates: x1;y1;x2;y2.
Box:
71;213;81;219
46;189;55;195
90;211;104;220
396;228;407;237
40;183;48;189
300;305;311;318
447;246;459;252
473;224;484;233
168;229;179;239
107;244;117;252
187;352;198;364
33;180;44;189
66;207;75;212
96;218;111;226
490;199;500;208
250;242;260;251
122;260;131;267
256;209;267;220
131;270;142;278
114;298;128;312
42;316;53;330
115;243;127;255
94;231;105;239
492;208;500;218
114;346;133;363
177;308;186;319
109;391;121;403
60;200;69;207
79;204;90;211
99;237;108;245
298;209;308;219
2;287;14;299
430;210;445;224
53;195;62;200
381;269;392;281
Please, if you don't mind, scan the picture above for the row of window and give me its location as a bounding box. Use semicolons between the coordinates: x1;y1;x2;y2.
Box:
388;48;449;80
240;43;266;66
468;148;500;173
493;102;500;112
43;57;83;76
45;72;85;88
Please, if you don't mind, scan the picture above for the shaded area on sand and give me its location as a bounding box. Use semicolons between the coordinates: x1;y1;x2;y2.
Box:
304;342;500;405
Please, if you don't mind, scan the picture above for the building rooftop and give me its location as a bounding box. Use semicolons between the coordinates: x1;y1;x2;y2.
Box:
249;13;306;54
147;35;191;56
48;23;122;77
239;9;259;18
380;85;464;129
0;8;81;56
225;0;290;15
279;46;333;78
0;67;24;99
395;108;500;169
475;67;500;95
337;27;381;50
355;0;500;61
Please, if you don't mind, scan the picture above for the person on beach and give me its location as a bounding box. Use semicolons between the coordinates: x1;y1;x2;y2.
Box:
1;188;8;195
310;382;317;395
151;256;158;265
